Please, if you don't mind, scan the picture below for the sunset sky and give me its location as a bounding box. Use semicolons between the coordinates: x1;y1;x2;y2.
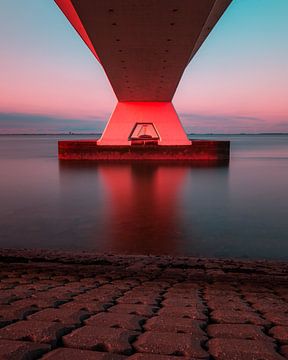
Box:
0;0;287;134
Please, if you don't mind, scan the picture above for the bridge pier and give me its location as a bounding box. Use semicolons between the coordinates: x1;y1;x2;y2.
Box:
98;102;190;146
55;0;231;162
58;140;230;162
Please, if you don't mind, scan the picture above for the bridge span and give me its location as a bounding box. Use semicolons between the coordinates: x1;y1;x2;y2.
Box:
56;0;231;160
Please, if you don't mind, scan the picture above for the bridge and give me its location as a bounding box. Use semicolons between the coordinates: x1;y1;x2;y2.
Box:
56;0;231;161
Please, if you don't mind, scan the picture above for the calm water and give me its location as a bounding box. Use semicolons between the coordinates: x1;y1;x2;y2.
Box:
0;134;287;260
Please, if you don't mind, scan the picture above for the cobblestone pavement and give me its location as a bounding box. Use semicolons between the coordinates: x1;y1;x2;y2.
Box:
0;248;288;359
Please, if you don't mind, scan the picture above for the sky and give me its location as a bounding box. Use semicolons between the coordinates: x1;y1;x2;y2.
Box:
0;0;288;134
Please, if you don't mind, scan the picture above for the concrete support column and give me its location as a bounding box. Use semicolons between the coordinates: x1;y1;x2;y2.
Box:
98;102;190;146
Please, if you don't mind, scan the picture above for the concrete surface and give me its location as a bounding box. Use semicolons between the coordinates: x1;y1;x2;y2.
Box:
0;248;287;359
58;140;230;161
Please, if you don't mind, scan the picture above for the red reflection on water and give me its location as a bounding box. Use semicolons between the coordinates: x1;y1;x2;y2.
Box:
98;164;188;254
59;161;229;255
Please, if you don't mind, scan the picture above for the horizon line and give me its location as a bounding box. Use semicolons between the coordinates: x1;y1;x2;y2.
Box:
0;132;288;136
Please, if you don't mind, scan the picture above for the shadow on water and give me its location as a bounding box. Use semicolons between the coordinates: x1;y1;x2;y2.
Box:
59;161;229;255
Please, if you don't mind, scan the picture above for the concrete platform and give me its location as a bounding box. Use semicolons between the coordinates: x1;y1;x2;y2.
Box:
58;140;230;162
0;248;288;359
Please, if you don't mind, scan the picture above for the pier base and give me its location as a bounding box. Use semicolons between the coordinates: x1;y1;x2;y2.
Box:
58;140;230;162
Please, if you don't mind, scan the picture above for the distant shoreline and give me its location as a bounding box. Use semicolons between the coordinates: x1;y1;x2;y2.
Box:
0;133;287;136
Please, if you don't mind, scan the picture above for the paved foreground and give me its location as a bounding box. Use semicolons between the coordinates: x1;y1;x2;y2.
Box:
0;249;288;360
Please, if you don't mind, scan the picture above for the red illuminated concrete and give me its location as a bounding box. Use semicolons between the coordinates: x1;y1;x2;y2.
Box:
55;0;232;148
58;140;230;161
98;103;190;146
1;248;288;359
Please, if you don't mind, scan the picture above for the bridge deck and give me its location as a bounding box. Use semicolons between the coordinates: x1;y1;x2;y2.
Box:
55;0;232;101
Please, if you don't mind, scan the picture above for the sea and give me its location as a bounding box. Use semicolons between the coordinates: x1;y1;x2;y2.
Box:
0;134;287;260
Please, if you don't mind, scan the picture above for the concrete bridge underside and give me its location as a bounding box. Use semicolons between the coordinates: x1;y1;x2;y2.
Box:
55;0;231;158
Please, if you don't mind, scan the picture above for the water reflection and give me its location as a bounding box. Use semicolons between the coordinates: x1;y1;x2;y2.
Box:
1;135;288;259
59;162;229;255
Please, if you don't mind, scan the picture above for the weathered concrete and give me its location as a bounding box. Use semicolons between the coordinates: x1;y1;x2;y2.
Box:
58;140;230;161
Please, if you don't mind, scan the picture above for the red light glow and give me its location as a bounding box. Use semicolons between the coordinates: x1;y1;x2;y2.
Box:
98;102;190;146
